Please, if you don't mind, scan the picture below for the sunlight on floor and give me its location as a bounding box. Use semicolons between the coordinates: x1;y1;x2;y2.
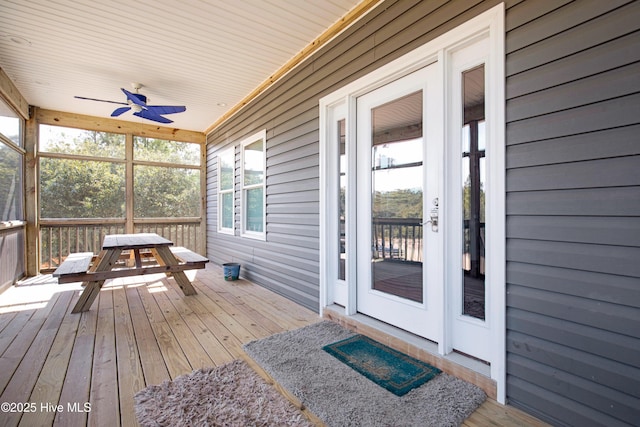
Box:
146;282;169;293
0;275;83;314
1;269;202;313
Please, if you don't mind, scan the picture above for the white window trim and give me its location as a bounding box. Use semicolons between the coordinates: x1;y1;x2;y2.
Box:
319;4;505;402
217;147;235;235
240;130;267;240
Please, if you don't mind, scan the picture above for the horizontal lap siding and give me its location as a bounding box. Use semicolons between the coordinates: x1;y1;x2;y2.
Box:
505;0;640;425
205;0;502;311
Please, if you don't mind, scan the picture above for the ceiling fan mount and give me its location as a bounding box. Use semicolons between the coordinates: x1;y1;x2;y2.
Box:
75;83;186;124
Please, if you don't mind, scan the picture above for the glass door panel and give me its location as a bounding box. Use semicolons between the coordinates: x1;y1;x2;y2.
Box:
461;65;486;320
371;91;423;302
338;119;347;281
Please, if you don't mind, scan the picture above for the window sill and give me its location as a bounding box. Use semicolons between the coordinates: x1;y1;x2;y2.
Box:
0;220;26;231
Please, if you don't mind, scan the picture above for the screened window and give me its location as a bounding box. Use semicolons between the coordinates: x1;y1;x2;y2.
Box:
133;136;201;219
39;125;126;219
0;100;24;222
218;148;235;233
39;127;202;220
241;131;266;238
40;158;125;218
134;137;200;165
0;101;21;146
0;99;25;283
40;125;125;158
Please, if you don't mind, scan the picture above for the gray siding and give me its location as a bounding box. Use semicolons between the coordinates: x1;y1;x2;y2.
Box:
505;0;640;425
206;0;640;424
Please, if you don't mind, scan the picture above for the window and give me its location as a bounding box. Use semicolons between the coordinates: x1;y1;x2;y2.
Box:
40;125;125;158
0;100;21;147
39;125;126;219
134;137;200;165
217;148;235;233
0;98;26;283
0;99;24;221
133;165;200;218
241;130;266;238
0;142;23;221
338;119;347;281
133;136;201;218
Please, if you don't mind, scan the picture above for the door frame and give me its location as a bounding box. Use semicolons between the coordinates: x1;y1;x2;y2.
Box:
319;4;505;402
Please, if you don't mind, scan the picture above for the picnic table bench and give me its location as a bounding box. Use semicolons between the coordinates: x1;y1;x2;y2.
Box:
53;233;208;313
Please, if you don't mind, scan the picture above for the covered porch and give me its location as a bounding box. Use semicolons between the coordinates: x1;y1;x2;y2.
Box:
0;263;545;426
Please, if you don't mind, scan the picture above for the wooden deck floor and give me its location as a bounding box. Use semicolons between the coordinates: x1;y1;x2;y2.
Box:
0;264;545;426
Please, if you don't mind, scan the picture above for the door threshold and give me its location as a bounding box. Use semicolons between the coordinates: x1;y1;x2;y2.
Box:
323;304;496;399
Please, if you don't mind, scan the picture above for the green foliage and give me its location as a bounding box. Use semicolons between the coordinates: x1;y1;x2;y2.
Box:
373;189;423;219
134;166;200;217
40;158;125;218
134;137;200;165
39;127;201;219
41;126;125;158
0;143;22;221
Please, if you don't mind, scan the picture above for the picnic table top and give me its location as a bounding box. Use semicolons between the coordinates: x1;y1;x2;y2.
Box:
102;233;173;250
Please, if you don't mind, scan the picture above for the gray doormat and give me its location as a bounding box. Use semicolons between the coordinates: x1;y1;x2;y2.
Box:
134;360;314;426
243;321;486;427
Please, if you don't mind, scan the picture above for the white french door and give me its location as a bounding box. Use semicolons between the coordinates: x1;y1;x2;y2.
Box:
356;64;442;341
320;5;505;398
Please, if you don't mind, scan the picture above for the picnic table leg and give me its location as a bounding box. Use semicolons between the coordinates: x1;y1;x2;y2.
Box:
71;249;122;313
153;246;198;296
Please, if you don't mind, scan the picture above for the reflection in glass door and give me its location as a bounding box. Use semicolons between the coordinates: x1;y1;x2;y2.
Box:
338;119;347;281
370;91;424;302
461;65;486;320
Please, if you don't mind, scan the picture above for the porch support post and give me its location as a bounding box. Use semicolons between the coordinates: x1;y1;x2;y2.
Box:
199;142;207;255
125;133;134;234
24;107;39;276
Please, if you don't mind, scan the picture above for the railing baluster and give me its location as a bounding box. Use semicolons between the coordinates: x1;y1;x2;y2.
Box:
57;227;63;266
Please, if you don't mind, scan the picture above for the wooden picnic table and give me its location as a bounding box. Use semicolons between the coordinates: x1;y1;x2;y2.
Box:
53;233;208;313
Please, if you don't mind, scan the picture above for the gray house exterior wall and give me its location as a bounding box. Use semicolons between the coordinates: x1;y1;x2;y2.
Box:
504;1;640;425
206;1;640;425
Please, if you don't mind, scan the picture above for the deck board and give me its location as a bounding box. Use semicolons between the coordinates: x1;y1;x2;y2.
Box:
113;287;144;427
0;264;547;426
54;305;96;427
88;289;119;426
20;295;79;427
124;286;170;386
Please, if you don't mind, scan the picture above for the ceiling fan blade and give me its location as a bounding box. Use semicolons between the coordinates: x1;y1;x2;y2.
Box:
134;109;173;124
146;105;186;115
74;95;127;106
121;88;147;106
111;106;131;117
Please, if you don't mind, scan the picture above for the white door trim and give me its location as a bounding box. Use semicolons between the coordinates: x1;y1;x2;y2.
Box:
319;3;505;403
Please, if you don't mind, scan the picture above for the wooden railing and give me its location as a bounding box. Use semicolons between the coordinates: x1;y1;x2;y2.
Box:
371;217;485;266
39;218;203;272
372;217;423;262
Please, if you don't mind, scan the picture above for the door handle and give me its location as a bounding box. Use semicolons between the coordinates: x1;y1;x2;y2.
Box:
423;198;439;232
